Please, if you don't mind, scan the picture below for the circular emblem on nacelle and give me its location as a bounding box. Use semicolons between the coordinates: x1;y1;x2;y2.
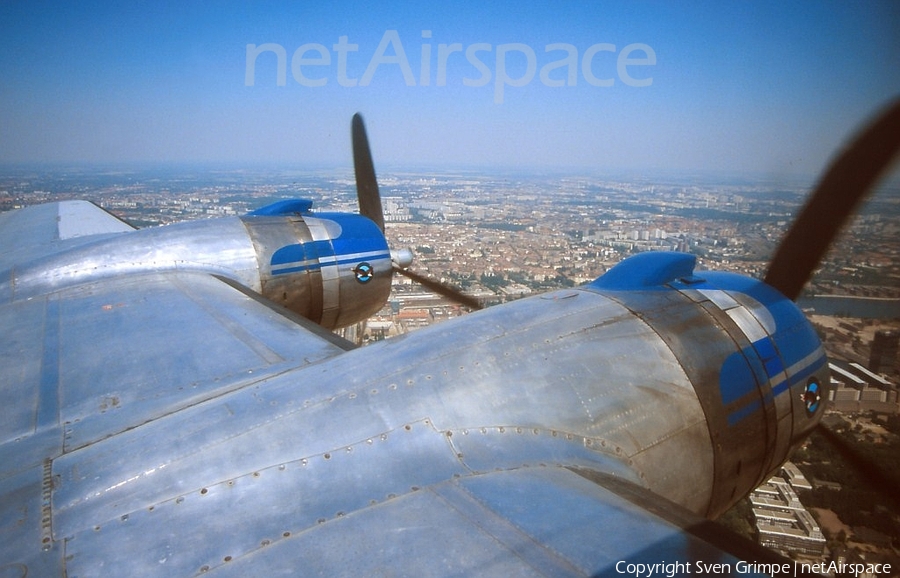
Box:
802;379;821;415
354;262;374;284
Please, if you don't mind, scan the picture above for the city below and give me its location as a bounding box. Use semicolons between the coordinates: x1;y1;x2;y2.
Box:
2;163;899;572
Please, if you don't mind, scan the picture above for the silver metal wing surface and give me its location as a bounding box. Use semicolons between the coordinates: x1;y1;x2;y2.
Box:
0;201;135;268
0;202;359;576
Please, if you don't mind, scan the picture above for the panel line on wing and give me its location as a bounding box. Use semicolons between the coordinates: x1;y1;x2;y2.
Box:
169;275;285;365
37;296;61;430
430;478;584;577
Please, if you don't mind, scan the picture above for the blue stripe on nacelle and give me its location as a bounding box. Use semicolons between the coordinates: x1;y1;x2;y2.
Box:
271;241;334;267
701;271;828;427
269;213;389;277
718;352;758;406
756;340;786;383
271;252;391;276
719;338;826;427
700;272;822;374
316;212;390;257
271;244;307;266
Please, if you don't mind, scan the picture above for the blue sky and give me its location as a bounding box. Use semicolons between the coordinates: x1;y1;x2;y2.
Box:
1;1;898;177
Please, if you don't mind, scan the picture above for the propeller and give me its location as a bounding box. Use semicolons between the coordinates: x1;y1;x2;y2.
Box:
764;98;900;301
764;98;900;516
351;113;483;311
392;266;484;311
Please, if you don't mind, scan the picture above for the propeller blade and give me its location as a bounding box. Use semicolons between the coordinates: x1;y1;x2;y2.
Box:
764;98;900;301
351;114;478;310
352;113;386;233
394;265;483;310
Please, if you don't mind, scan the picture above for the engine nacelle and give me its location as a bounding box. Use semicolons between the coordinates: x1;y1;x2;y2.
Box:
588;252;829;517
240;210;393;329
2;200;393;331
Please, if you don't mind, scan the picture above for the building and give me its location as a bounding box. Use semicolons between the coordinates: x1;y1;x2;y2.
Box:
780;462;813;491
755;509;827;556
869;330;899;376
750;464;827;557
828;361;899;414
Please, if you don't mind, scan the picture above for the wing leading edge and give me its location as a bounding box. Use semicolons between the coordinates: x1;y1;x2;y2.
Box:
0;201;134;269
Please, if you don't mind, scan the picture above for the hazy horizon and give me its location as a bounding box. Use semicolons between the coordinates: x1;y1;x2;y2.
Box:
2;1;898;178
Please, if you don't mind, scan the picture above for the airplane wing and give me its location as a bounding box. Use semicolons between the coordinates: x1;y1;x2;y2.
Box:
0;204;363;575
45;465;790;576
0;200;135;268
1;227;821;575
